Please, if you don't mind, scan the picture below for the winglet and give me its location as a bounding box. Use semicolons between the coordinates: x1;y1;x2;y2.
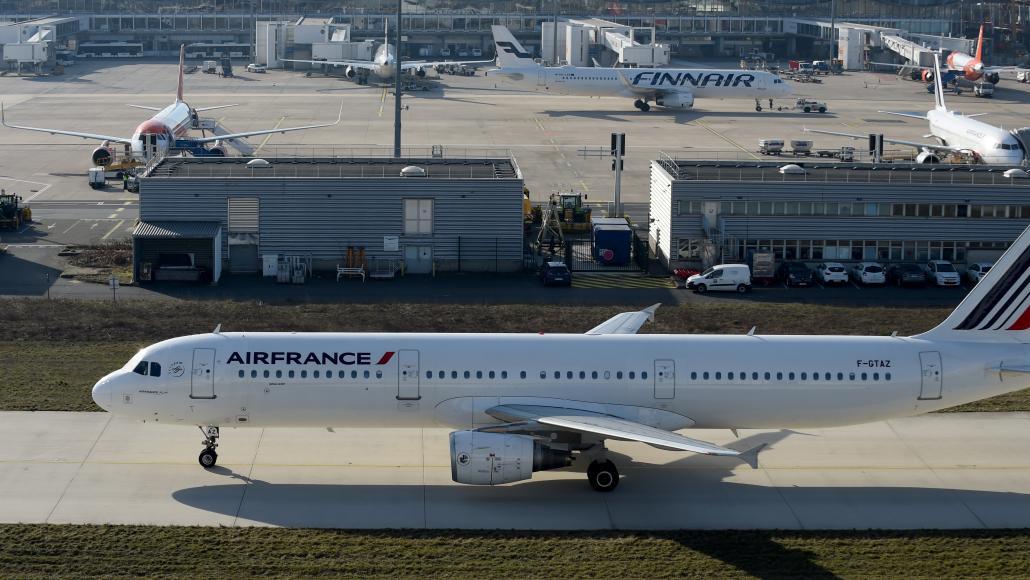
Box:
176;44;186;102
642;303;661;323
737;443;766;469
213;323;221;334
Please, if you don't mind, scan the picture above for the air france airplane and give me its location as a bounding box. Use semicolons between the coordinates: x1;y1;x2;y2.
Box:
807;53;1025;165
489;25;791;112
1;45;342;164
94;225;1030;492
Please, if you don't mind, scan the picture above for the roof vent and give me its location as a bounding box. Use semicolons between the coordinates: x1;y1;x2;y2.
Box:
400;165;426;177
246;158;271;168
1004;168;1029;179
778;163;806;175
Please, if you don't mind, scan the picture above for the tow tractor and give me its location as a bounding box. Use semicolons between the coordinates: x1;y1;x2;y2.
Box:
88;158;144;190
0;190;31;230
552;192;592;233
778;98;828;113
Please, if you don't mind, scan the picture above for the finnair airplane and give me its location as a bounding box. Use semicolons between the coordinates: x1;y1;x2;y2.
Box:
282;22;490;81
1;45;342;164
93;225;1030;492
488;25;791;111
807;53;1025;165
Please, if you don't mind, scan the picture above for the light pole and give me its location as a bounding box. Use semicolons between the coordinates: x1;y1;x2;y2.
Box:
394;0;402;158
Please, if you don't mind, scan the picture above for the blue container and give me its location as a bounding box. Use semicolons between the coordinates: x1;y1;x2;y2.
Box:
592;224;632;266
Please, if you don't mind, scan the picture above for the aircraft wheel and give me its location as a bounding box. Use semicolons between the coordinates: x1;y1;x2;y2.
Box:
587;460;620;492
756;105;762;112
640;102;651;112
633;99;644;110
199;448;218;469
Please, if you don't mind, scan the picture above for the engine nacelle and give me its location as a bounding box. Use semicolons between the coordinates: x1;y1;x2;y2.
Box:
655;92;694;109
920;69;934;82
344;66;356;79
986;72;1000;84
415;67;426;78
916;151;941;164
206;140;227;157
92;145;114;166
450;431;572;485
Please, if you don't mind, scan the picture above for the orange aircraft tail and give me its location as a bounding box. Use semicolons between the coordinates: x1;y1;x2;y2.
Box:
975;24;984;62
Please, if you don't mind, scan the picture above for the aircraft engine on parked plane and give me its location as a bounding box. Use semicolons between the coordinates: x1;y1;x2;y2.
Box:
986;72;1000;84
655;92;695;109
916;150;942;164
344;66;356;78
415;67;426;78
449;431;572;485
920;69;935;82
92;142;114;166
206;140;227;157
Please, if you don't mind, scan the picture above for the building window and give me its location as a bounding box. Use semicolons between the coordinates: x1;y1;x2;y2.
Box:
404;199;433;234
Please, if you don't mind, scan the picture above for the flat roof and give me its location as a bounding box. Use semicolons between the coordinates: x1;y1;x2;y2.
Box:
146;156;520;180
656;157;1030;188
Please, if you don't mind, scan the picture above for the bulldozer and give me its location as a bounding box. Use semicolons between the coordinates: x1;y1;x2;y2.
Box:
0;190;30;230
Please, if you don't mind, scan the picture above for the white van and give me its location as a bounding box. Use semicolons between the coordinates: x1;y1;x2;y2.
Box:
685;264;752;293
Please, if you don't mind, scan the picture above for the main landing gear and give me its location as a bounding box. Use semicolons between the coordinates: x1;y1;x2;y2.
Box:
198;426;219;468
633;99;651;112
755;98;763;112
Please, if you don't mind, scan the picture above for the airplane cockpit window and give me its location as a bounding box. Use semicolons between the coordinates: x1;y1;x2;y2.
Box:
133;361;148;376
149;362;161;377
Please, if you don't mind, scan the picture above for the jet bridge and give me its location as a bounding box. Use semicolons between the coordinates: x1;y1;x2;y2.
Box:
542;17;669;67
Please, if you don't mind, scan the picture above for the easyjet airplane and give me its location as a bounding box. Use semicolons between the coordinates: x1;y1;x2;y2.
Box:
2;44;342;165
873;24;1022;84
93;224;1030;492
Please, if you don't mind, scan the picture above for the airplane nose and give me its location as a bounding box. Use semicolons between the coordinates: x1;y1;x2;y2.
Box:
91;374;114;411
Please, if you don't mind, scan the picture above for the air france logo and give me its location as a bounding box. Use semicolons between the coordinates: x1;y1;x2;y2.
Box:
496;41;531;59
631;71;755;88
226;351;396;365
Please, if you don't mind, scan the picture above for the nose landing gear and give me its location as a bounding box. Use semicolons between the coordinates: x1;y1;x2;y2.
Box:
198;426;219;468
755;98;763;112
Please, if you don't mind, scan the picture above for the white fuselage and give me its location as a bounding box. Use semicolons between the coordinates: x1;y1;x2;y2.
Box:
493;66;791;102
369;43;398;79
927;108;1025;165
127;101;193;159
92;332;1029;432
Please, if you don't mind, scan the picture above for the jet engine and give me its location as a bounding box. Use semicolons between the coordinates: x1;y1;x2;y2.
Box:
916;151;941;164
91;143;114;166
206;140;227;157
986;72;1000;84
449;431;572;485
655;92;694;109
920;69;934;82
414;67;426;78
344;66;356;79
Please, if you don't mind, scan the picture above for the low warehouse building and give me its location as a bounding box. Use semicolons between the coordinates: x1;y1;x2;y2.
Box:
133;154;524;283
650;156;1030;271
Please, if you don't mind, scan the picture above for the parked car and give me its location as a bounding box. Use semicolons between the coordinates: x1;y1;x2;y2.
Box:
887;263;926;287
538;261;571;286
814;262;848;285
246;63;266;73
851;262;886;285
685;264;752;293
926;260;961;287
966;262;994;284
776;261;814;287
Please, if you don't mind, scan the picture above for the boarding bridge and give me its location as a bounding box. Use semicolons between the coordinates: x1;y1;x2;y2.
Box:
544;18;670;67
881;34;937;67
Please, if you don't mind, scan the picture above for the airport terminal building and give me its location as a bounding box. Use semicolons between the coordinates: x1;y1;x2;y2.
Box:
650;157;1030;271
132;152;524;283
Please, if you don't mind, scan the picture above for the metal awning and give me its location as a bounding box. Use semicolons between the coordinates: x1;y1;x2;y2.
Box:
133;221;221;239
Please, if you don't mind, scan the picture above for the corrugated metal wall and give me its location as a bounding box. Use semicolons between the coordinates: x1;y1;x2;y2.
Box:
139;176;524;272
669;181;1030;205
719;217;1030;240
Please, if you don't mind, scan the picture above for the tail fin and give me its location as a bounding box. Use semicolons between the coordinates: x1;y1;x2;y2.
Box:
385;17;389;47
918;224;1030;342
932;52;947;112
491;25;536;68
975;24;985;62
176;44;185;102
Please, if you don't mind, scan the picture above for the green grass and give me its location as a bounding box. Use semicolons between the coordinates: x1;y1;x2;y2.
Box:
0;299;1025;413
1;525;1030;578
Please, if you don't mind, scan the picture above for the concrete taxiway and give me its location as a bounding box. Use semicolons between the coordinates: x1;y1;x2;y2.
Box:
2;411;1029;529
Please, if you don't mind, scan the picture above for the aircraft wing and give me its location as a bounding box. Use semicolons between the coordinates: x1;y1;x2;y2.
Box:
190;102;343;144
878;110;929;120
194;104;239;112
401;59;493;69
803;127;963;153
586;303;660;335
280;58;379;71
2;102;133;144
485;404;763;467
127;104;162;112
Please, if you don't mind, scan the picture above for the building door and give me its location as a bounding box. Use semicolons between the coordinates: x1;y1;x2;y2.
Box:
918;351;943;400
405;245;433;274
190;348;216;399
227;197;260;273
397;349;420;400
654;359;675;399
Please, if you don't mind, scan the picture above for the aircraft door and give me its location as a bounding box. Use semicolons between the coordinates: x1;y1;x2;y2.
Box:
397;349;420;400
918;351;943;400
654;359;675;399
190;348;216;399
537;68;546;87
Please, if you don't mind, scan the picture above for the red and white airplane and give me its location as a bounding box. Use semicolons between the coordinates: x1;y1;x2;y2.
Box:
1;44;342;165
874;25;1021;84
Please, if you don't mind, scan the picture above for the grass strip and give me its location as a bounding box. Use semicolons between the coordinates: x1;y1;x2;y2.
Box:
1;525;1029;579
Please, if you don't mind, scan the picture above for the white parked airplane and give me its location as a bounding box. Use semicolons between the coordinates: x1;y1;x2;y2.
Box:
1;45;342;165
806;53;1025;165
488;25;791;111
282;22;491;81
93;224;1030;492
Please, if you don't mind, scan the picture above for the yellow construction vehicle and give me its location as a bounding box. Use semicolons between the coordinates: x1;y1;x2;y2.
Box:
0;190;30;230
551;192;591;233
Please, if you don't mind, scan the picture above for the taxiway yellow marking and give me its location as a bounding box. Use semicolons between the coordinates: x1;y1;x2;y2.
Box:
101;219;125;240
693;120;761;160
579;180;590;192
254;116;286;154
378;87;388;117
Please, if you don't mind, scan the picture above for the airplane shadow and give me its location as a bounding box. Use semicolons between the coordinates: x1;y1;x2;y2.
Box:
542;109;835;125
